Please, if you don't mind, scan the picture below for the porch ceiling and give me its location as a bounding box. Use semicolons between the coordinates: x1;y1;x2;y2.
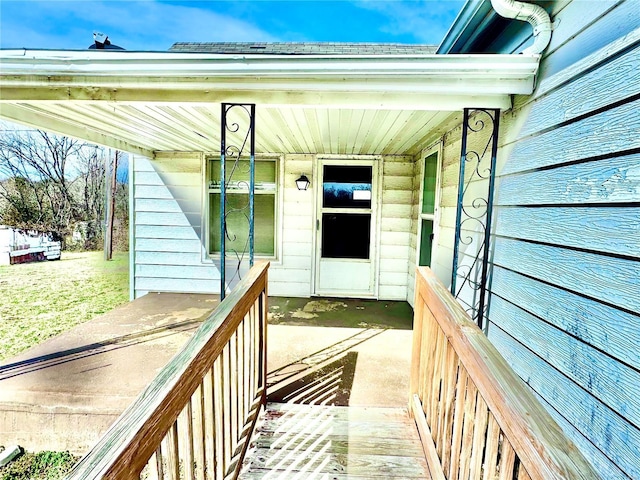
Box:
0;102;454;157
0;49;540;157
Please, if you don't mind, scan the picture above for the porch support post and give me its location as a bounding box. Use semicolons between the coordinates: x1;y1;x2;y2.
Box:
220;103;256;300
450;109;469;296
249;104;256;268
220;106;227;300
450;108;500;330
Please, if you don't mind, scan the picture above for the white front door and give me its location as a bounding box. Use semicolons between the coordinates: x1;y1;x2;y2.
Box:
314;160;378;297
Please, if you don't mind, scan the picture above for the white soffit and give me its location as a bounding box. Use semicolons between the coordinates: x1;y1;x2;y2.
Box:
0;103;453;157
0;50;540;156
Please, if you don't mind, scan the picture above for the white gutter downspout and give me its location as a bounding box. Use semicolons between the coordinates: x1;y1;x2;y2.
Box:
490;0;552;54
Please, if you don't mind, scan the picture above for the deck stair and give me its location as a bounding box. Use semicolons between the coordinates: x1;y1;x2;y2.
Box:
66;264;599;480
239;402;431;479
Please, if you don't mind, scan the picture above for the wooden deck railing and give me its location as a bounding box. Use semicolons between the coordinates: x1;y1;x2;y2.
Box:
67;261;269;480
410;267;599;480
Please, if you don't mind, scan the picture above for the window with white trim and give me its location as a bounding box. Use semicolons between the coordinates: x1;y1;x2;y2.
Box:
207;157;278;257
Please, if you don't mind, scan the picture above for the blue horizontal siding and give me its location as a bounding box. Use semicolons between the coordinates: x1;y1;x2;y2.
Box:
496;153;640;205
519;44;640;138
490;295;640;429
485;10;640;479
488;326;640;479
133;155;219;298
492;236;640;313
539;0;640;78
501;98;640;176
491;267;640;371
494;206;640;258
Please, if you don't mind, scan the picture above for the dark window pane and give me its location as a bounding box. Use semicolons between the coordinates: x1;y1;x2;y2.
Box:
323;165;372;208
322;213;370;259
419;219;434;266
210;193;275;256
324;165;372;183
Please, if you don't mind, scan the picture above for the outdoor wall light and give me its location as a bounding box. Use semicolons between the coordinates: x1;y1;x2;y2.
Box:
295;174;311;191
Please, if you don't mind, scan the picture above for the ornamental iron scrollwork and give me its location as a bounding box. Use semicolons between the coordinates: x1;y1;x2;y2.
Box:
451;108;500;330
220;103;256;300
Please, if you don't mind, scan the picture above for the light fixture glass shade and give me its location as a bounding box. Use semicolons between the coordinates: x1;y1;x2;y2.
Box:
295;174;310;191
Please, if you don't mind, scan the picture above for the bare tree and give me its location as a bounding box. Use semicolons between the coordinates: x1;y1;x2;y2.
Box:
0;124;129;251
0;176;42;228
0;129;83;236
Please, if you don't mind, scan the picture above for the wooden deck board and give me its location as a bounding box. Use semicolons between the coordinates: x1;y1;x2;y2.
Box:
239;472;427;479
252;432;425;457
240;403;430;479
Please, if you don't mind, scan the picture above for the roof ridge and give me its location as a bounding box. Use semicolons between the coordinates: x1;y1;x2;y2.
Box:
168;41;438;55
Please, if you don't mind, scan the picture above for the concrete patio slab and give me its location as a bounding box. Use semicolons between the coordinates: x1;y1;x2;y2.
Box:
267;325;413;408
266;296;414;407
0;293;413;455
0;293;219;454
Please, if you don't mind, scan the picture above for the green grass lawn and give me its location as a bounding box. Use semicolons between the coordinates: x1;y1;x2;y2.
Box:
0;251;128;478
0;450;78;480
0;251;129;362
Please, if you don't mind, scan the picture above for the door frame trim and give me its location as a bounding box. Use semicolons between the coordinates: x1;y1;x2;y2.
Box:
312;157;381;297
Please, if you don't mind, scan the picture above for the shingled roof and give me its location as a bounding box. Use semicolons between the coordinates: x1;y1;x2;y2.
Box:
169;42;437;55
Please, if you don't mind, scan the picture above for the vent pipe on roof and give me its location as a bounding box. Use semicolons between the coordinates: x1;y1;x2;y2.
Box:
89;32;125;50
490;0;552;54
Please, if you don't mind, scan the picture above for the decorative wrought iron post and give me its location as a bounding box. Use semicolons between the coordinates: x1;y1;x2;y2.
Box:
220;103;256;300
451;108;500;329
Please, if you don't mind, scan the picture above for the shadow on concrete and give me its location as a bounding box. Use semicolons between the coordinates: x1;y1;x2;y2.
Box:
268;351;358;406
267;328;385;406
0;319;202;380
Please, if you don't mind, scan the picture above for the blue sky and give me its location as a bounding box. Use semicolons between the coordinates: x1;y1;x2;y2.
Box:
0;1;464;51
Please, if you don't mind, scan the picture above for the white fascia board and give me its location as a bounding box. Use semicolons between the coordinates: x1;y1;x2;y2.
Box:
0;49;539;76
0;91;513;112
0;49;539;94
0;78;533;99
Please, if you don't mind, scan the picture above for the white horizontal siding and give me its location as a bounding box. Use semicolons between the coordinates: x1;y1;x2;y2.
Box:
378;285;408;300
378;158;414;300
432;130;462;290
269;154;314;297
136;277;218;293
132;154;219;298
269;281;313;297
406;155;420;307
380;258;410;274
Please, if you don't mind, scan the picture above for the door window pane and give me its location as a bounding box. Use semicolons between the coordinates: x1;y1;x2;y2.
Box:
419;219;433;266
323;165;372;209
322;213;370;259
422;153;438;215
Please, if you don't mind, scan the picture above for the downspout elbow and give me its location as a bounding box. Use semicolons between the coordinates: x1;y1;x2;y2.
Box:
490;0;552;54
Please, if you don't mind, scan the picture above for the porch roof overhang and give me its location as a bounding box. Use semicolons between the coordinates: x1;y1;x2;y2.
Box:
0;49;540;157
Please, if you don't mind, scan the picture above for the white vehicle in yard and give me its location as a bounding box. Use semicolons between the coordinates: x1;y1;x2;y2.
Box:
0;225;61;265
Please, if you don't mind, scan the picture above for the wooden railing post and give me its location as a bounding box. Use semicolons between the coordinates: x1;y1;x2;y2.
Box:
67;261;270;480
410;266;599;480
409;286;425;400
